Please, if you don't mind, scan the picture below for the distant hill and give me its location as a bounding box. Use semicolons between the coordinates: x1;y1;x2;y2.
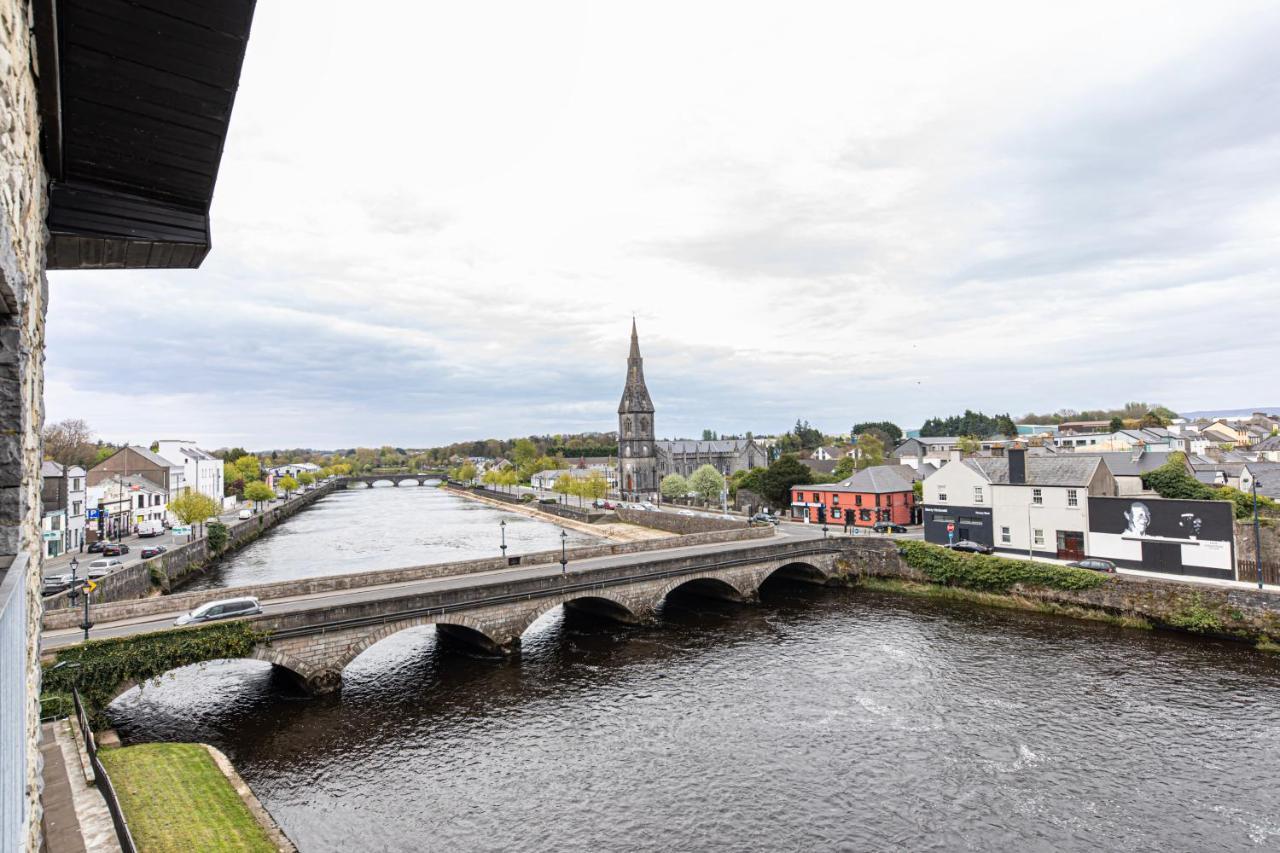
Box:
1180;406;1280;419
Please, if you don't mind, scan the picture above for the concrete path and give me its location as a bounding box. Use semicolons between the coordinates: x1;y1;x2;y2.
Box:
39;721;121;852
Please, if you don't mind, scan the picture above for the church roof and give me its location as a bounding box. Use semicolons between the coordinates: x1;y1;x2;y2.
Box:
618;320;655;414
658;439;756;455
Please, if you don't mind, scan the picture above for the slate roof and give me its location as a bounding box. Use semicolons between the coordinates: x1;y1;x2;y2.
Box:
658;439;755;455
126;445;183;470
1255;435;1280;452
1246;462;1280;499
799;458;838;475
797;465;917;494
962;456;1102;486
1075;451;1173;477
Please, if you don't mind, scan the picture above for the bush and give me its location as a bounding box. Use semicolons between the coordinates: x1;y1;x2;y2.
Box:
898;541;1108;593
206;521;228;553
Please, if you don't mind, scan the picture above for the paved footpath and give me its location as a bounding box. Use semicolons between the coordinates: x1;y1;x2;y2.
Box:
40;721;121;852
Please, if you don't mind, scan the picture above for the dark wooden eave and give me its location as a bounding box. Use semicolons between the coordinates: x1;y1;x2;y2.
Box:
35;0;256;270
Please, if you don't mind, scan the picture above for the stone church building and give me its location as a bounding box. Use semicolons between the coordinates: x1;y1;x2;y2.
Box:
616;322;767;499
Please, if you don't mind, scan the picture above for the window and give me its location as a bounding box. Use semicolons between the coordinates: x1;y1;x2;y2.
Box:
832;495;840;505
1001;526;1011;544
855;494;862;506
974;486;984;504
1033;529;1044;547
832;508;841;519
1067;489;1078;507
938;489;948;502
137;495;145;509
1032;488;1043;505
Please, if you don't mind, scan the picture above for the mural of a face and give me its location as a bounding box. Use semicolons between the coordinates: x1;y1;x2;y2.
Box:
1123;501;1151;536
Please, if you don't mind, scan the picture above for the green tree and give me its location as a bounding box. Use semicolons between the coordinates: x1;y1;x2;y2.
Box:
511;438;538;469
660;473;689;502
993;414;1019;437
234;455;261;482
206;521;229;553
701;429;719;441
456;462;477;484
854;433;885;470
482;469;499;489
688;465;726;504
957;436;981;456
1142;453;1215;500
42;418;98;468
553;473;574;502
851;421;903;444
243;481;274;510
833;454;856;479
582;470;609;503
1109;416;1125;432
761;455;812;508
297;471;315;487
278;475;299;497
167;491;221;536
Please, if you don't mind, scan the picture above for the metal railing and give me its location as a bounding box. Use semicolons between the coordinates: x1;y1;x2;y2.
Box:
0;552;29;850
1236;560;1280;586
70;688;137;853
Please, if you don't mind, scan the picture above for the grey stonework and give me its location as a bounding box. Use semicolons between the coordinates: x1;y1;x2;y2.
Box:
0;0;50;847
617;320;658;500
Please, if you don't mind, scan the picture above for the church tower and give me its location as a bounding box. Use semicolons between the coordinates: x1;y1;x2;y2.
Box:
618;319;657;500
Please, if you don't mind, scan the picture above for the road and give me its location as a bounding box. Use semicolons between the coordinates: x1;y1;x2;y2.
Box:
41;527;857;650
41;494;307;580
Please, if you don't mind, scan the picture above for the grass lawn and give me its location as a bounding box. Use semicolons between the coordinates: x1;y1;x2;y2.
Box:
98;743;277;853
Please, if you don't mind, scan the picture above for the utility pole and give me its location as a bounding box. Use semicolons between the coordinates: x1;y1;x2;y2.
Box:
1254;477;1264;589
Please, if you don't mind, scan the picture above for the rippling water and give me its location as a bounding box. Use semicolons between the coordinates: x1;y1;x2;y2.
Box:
183;484;600;590
110;580;1280;851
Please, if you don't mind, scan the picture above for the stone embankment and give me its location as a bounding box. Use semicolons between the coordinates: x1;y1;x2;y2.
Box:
841;539;1280;647
41;525;775;631
42;482;341;612
613;507;749;535
444;484;663;541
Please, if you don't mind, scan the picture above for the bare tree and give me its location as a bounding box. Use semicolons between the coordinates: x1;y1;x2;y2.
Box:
42;418;96;468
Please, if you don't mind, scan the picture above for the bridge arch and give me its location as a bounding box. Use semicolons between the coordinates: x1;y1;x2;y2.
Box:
99;647;313;710
659;574;751;604
760;560;834;587
512;591;645;639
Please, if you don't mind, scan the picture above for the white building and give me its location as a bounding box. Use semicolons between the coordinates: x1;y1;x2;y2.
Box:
268;462;321;480
88;475;168;538
157;440;225;502
922;449;1116;560
40;462;87;556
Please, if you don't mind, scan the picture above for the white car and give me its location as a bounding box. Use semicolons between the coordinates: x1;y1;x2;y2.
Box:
174;596;263;627
238;508;253;520
85;557;124;579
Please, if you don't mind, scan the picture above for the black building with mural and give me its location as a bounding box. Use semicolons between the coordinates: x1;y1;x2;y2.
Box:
923;504;994;548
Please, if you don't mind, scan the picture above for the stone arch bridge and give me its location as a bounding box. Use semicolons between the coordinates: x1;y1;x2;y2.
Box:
102;538;886;701
339;472;445;488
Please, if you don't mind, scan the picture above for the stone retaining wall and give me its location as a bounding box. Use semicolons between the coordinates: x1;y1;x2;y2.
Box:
615;507;750;535
42;525;775;630
840;539;1280;644
444;483;608;523
42;483;341;613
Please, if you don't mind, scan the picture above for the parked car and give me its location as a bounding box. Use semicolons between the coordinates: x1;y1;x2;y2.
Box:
87;540;106;553
41;574;72;596
238;508;254;520
140;545;167;559
101;542;130;556
947;540;994;555
750;512;778;525
592;499;616;509
641;502;658;511
174;596;263;627
137;520;164;537
873;522;909;534
1067;557;1117;573
85;557;124;578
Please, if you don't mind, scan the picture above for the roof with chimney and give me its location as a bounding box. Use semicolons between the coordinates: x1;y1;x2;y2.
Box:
792;465;918;494
962;455;1103;486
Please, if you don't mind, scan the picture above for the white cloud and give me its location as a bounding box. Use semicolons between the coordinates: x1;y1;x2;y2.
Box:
45;0;1280;448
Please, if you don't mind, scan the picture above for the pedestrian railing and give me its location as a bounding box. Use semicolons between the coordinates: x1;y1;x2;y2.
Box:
70;688;137;853
1236;560;1280;586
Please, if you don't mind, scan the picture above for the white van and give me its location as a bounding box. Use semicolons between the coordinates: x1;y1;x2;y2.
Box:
137;520;164;537
237;508;253;520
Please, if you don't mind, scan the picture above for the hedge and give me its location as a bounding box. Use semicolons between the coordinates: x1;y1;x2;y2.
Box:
897;540;1108;593
42;621;265;726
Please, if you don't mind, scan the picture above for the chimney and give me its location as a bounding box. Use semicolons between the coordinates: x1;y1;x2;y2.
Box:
992;445;1006;458
1008;446;1026;484
949;449;962;463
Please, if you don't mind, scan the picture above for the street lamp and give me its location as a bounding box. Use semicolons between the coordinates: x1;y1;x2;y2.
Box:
67;557;80;606
560;529;568;574
1254;478;1264;589
79;580;94;642
500;519;507;560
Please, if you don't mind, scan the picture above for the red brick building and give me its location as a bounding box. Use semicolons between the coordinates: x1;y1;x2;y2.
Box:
790;465;918;526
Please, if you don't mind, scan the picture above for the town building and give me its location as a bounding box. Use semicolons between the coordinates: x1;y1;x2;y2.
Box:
40;463;86;557
530;466;618;491
657;438;768;479
157;440;226;502
618;320;658;500
922;449;1116;560
88;475;168;540
811;445;849;461
268;462;322;480
789;465;917;526
1077;451;1171;496
89;446;184;496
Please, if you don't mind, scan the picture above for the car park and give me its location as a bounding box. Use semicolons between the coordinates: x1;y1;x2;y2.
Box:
1066;558;1117;573
174;596;263;627
947;540;994;555
140;545;167;559
102;542;130;556
85;557;124;578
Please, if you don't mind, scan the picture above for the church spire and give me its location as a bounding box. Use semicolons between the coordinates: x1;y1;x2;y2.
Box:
629;316;641;359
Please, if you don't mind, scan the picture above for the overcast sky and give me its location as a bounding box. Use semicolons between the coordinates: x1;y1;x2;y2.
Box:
45;1;1280;450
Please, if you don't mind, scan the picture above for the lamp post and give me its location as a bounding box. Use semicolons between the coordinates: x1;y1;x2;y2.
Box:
1254;478;1264;589
79;580;94;642
500;519;507;560
560;529;568;574
67;556;79;606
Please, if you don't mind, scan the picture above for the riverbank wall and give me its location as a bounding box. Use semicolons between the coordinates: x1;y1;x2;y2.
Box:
41;525;775;631
614;507;749;535
42;482;341;612
838;539;1280;646
442;482;610;524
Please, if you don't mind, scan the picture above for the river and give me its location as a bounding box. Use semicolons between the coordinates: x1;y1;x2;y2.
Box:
109;570;1280;851
183;483;601;590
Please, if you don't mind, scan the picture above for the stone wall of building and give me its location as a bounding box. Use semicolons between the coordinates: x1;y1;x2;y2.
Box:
0;0;49;847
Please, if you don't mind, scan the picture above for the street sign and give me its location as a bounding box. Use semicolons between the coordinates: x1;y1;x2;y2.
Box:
947;523;955;532
86;509;101;519
41;531;61;540
171;525;191;535
83;579;97;593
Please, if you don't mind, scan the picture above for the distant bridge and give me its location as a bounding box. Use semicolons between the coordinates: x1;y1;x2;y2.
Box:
66;537;894;702
339;472;446;488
